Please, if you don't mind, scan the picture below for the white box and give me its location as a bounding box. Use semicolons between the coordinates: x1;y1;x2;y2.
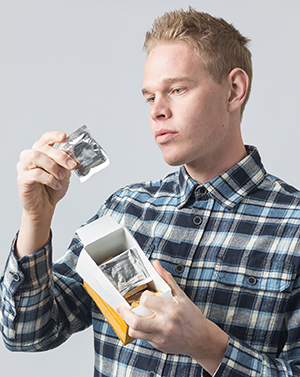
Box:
76;215;172;344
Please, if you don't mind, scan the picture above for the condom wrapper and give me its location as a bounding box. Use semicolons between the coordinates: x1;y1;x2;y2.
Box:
58;125;109;182
99;248;152;298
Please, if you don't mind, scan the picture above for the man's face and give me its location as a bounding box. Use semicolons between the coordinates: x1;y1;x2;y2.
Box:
142;41;232;179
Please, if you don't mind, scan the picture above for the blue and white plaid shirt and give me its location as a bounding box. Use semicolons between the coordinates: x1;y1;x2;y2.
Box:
1;146;300;376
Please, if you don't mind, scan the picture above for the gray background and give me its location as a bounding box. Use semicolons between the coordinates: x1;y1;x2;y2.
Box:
0;0;299;375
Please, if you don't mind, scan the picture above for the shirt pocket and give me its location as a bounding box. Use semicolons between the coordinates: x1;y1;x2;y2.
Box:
207;252;294;349
216;262;293;293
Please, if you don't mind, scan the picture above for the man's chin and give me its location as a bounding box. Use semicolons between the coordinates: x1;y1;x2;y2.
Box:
164;159;183;167
161;153;185;167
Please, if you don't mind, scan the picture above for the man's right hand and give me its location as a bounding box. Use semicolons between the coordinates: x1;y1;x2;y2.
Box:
15;131;77;258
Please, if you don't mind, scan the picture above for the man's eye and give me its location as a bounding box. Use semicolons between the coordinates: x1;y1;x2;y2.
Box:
173;88;185;95
146;96;155;103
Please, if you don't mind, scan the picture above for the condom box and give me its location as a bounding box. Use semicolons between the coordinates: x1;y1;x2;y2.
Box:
76;215;172;345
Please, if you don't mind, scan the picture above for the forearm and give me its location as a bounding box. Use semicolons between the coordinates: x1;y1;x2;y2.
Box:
15;209;54;259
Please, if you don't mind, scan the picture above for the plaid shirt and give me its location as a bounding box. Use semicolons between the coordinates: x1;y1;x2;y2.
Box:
1;146;300;376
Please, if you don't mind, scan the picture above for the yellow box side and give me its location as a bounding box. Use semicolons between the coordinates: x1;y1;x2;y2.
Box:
83;281;135;345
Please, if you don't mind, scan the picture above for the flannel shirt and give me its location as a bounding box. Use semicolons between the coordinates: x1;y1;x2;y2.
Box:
1;146;300;376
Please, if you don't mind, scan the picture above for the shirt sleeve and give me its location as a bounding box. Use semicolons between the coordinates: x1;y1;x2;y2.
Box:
213;335;297;377
0;232;92;352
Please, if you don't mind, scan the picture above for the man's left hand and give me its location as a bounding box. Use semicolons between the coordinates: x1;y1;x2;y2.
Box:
117;260;229;375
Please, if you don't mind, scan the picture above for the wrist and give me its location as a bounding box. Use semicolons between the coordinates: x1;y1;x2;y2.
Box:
15;210;54;259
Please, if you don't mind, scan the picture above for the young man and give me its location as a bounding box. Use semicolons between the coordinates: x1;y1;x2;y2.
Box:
1;7;300;377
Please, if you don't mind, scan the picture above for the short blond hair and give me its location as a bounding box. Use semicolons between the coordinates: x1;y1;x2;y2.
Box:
144;7;252;115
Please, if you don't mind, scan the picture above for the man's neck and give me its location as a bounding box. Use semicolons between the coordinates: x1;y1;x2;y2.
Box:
185;143;247;184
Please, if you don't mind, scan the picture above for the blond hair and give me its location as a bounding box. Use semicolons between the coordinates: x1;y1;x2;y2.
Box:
144;7;252;115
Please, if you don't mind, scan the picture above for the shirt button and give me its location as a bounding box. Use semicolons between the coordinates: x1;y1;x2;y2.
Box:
175;264;184;274
193;216;202;225
148;372;156;377
197;186;207;196
11;273;20;282
8;307;14;315
247;276;258;285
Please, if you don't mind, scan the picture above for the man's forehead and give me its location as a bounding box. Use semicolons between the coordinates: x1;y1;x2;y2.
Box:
144;41;204;70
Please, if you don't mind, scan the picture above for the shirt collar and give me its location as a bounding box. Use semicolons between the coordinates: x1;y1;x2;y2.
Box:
177;146;266;210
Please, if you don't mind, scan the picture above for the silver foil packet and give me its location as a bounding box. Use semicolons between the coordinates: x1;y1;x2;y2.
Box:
99;248;152;297
58;125;109;182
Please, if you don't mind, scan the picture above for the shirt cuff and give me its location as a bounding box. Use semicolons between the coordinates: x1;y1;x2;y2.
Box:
0;232;53;343
1;232;53;295
213;335;263;376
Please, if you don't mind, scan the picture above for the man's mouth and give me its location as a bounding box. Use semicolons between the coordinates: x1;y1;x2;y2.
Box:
155;129;178;144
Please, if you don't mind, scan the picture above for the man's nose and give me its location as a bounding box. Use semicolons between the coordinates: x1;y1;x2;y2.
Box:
150;96;171;121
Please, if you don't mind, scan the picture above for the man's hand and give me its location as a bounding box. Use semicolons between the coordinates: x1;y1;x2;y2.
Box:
15;131;77;258
117;260;229;376
17;131;77;217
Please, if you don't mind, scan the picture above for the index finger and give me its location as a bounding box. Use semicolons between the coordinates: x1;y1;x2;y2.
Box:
32;131;66;149
117;304;154;335
139;290;171;315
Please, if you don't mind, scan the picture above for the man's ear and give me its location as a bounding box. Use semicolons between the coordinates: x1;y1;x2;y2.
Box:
227;68;249;113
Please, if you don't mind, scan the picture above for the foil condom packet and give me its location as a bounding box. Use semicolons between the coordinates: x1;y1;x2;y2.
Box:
58;125;109;182
99;248;153;299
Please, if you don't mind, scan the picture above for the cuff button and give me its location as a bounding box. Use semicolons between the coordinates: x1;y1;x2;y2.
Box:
11;273;20;282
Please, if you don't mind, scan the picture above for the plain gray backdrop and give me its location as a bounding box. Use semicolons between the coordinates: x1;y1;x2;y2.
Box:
1;0;299;375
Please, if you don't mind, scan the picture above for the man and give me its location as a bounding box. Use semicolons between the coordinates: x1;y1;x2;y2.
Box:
1;7;300;377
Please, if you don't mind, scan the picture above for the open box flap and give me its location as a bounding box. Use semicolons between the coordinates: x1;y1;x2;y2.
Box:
76;215;121;247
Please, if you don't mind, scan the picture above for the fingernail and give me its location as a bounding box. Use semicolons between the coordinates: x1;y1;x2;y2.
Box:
67;159;77;169
56;181;62;189
56;132;65;140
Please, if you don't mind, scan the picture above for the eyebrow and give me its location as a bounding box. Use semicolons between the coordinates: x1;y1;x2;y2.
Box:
141;76;197;96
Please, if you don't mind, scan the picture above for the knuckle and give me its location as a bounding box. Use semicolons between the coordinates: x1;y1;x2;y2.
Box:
130;317;141;331
32;168;55;188
27;149;40;160
140;290;154;306
19;148;30;160
140;292;150;306
16;160;22;173
57;148;70;162
46;173;56;187
48;159;58;172
30;167;43;180
127;327;135;338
